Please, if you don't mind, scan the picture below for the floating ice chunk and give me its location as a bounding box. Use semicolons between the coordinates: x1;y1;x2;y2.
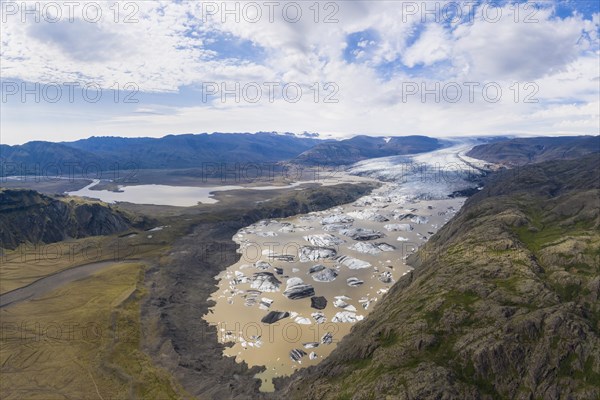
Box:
321;332;334;344
332;311;364;323
303;342;319;349
299;246;337;262
294;316;312;325
257;231;278;237
261;311;290;324
290;349;307;363
308;264;326;274
250;272;281;292
349;242;381;255
339;228;385;241
311;268;338;282
336;255;371;269
303;234;344;247
259;298;273;310
321;214;354;224
243;290;261;307
283;277;315;299
254;260;272;270
379;271;394;284
347;209;388;222
311;312;326;324
384;224;413;232
346;277;364;287
323;223;352;232
410;216;429;224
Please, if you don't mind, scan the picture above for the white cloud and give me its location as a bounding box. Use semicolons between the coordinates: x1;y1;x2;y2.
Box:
1;0;598;144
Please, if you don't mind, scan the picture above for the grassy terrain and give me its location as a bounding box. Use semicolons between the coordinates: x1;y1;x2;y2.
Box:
0;227;175;294
0;262;188;399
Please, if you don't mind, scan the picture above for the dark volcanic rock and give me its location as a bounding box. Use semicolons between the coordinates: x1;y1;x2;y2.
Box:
260;311;290;324
310;296;327;310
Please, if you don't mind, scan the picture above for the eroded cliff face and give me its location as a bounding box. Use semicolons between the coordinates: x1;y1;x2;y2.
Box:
0;189;135;249
277;154;600;400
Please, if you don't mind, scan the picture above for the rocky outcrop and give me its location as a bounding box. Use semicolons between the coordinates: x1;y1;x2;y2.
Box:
0;188;138;249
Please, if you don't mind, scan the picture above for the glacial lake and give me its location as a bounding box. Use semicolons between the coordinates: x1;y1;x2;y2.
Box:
66;180;307;207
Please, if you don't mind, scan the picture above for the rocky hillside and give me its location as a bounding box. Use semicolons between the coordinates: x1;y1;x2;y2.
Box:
0;189;138;249
293;135;443;166
467;135;599;165
277;153;600;399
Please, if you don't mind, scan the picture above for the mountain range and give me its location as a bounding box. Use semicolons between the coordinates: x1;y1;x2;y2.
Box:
1;133;447;175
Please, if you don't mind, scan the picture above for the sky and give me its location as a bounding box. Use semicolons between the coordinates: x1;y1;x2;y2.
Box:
1;0;599;144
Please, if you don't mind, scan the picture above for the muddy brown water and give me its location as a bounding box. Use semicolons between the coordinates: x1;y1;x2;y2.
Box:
204;188;465;391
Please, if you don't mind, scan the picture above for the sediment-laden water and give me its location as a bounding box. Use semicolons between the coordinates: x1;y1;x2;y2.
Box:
203;141;489;391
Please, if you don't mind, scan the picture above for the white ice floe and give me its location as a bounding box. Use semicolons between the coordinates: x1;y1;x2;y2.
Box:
259;298;273;310
338;228;385;241
254;260;272;270
311;312;326;324
332;311;364;323
346;277;364;287
336;255;372;269
283;277;315;299
250;272;281;292
321;214;354;224
346;209;389;222
299;246;337;262
410;216;429;224
311;268;338;282
256;231;278;237
303;234;344;247
322;224;352;233
349;242;396;255
384;223;413;232
294;316;312;325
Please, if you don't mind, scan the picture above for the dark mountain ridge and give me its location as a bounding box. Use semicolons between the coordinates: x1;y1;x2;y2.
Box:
293;135;444;166
0;132;323;175
467;135;600;165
